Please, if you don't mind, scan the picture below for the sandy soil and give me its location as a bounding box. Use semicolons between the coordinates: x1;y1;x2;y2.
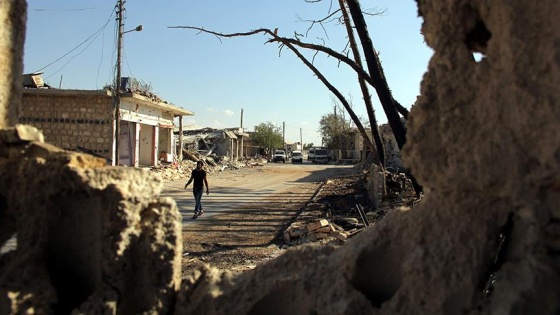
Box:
162;163;369;277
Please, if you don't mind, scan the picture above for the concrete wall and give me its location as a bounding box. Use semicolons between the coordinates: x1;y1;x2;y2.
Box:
120;97;176;127
21;90;113;158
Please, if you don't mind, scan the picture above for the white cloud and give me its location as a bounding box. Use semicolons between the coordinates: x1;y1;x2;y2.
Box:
223;109;235;116
206;107;215;112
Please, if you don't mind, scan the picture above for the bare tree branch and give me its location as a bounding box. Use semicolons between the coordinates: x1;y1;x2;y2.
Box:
169;28;370;88
280;41;377;158
171;24;376;156
297;9;341;38
168;25;410;121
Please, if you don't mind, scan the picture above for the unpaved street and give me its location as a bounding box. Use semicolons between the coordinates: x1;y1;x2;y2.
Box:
161;162;358;274
162;162;356;225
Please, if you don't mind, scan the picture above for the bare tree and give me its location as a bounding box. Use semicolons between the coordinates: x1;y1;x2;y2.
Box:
338;0;385;165
169;0;423;195
344;0;407;149
169;25;379;163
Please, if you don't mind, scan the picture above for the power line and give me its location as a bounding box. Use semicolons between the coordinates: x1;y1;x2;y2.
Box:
45;29;106;80
32;7;97;12
95;21;109;90
33;8;115;75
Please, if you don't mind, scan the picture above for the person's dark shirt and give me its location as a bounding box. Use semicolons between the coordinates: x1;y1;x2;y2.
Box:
191;169;206;190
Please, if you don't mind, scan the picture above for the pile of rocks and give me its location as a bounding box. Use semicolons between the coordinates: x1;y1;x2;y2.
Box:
283;218;352;245
282;168;419;246
149;151;267;182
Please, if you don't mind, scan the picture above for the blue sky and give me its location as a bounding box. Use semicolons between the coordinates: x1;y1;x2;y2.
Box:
24;0;432;146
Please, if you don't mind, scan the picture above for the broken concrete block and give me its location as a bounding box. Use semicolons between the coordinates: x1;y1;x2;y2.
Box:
0;124;44;144
306;219;329;232
316;225;333;233
0;150;182;314
331;231;348;241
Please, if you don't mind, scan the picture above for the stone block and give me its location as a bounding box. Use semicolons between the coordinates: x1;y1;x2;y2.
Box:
306;219;329;232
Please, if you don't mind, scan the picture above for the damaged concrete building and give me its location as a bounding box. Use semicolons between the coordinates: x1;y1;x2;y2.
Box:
180;127;252;162
21;74;193;167
1;0;559;314
344;124;404;170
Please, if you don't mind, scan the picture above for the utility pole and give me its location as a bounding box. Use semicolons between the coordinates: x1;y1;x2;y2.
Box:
300;128;303;150
239;108;244;160
240;108;244;129
113;0;124;166
282;121;285;150
113;0;142;166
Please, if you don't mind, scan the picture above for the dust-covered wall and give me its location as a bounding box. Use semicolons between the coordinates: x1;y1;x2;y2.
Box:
21;89;114;157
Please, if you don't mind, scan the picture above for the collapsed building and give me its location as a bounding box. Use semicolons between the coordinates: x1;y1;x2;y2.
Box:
178;127;252;163
0;0;559;314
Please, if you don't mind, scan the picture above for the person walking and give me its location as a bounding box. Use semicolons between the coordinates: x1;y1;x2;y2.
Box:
184;160;209;219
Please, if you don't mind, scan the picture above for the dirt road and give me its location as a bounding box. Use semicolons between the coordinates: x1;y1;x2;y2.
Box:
161;162;358;274
162;162;356;225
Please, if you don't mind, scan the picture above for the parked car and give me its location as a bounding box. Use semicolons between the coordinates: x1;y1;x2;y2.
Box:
291;151;303;163
273;150;287;163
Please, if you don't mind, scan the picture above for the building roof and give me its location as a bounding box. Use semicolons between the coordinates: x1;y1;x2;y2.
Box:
22;88;194;116
121;92;193;116
224;130;237;139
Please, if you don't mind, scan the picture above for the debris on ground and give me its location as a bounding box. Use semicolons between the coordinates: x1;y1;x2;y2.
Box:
282;167;419;246
149;149;267;182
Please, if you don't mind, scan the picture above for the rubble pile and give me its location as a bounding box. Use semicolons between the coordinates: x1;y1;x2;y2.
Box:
149;150;266;182
283;218;351;245
283;169;418;245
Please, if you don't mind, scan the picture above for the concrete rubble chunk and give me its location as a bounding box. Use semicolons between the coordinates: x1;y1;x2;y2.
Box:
315;225;333;233
0;124;44;144
0;145;182;314
306;219;330;232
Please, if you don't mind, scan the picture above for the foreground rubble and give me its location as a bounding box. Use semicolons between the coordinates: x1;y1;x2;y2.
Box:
283;170;417;246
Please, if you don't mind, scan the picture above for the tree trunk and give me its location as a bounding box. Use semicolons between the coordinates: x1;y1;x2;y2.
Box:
345;0;422;196
345;0;407;150
339;0;385;166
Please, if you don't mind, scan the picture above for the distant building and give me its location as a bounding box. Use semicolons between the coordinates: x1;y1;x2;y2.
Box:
346;125;405;170
21;82;193;167
179;127;251;161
